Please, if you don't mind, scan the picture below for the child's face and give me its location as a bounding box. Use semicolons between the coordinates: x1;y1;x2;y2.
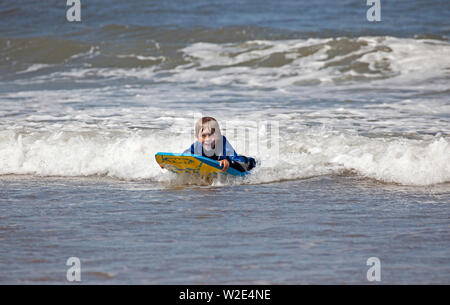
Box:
198;129;216;150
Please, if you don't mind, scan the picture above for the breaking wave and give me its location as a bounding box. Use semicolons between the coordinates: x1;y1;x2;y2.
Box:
0;129;448;186
2;32;449;88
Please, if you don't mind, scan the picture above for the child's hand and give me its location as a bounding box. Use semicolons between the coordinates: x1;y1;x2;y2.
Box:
219;159;230;172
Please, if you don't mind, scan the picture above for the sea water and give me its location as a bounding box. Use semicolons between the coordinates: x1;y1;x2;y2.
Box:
0;0;449;284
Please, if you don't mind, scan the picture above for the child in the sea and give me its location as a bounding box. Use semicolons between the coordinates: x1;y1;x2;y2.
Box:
184;117;256;172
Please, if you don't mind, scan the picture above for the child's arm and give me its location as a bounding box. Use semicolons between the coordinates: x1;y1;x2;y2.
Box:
219;136;256;172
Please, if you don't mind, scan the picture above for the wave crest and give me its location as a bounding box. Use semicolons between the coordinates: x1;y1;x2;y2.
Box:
1;129;448;186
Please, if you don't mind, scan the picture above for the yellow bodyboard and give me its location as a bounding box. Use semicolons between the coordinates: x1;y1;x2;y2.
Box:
155;152;247;177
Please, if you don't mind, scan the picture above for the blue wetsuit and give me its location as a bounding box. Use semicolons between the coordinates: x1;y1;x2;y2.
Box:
183;136;256;172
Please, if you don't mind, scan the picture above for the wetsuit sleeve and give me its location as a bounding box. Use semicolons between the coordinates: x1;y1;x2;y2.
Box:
219;136;256;172
227;155;256;172
183;143;195;154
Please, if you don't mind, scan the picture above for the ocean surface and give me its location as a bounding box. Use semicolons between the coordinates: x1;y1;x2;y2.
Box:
0;0;449;284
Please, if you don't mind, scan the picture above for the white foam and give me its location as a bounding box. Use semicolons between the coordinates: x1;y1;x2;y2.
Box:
178;36;450;88
15;37;449;92
2;37;449;186
16;64;51;74
358;37;450;83
0;129;188;181
0;128;448;186
69;46;101;60
330;136;450;185
117;54;166;61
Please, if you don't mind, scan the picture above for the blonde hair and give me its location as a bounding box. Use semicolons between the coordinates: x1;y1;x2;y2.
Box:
195;117;221;138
